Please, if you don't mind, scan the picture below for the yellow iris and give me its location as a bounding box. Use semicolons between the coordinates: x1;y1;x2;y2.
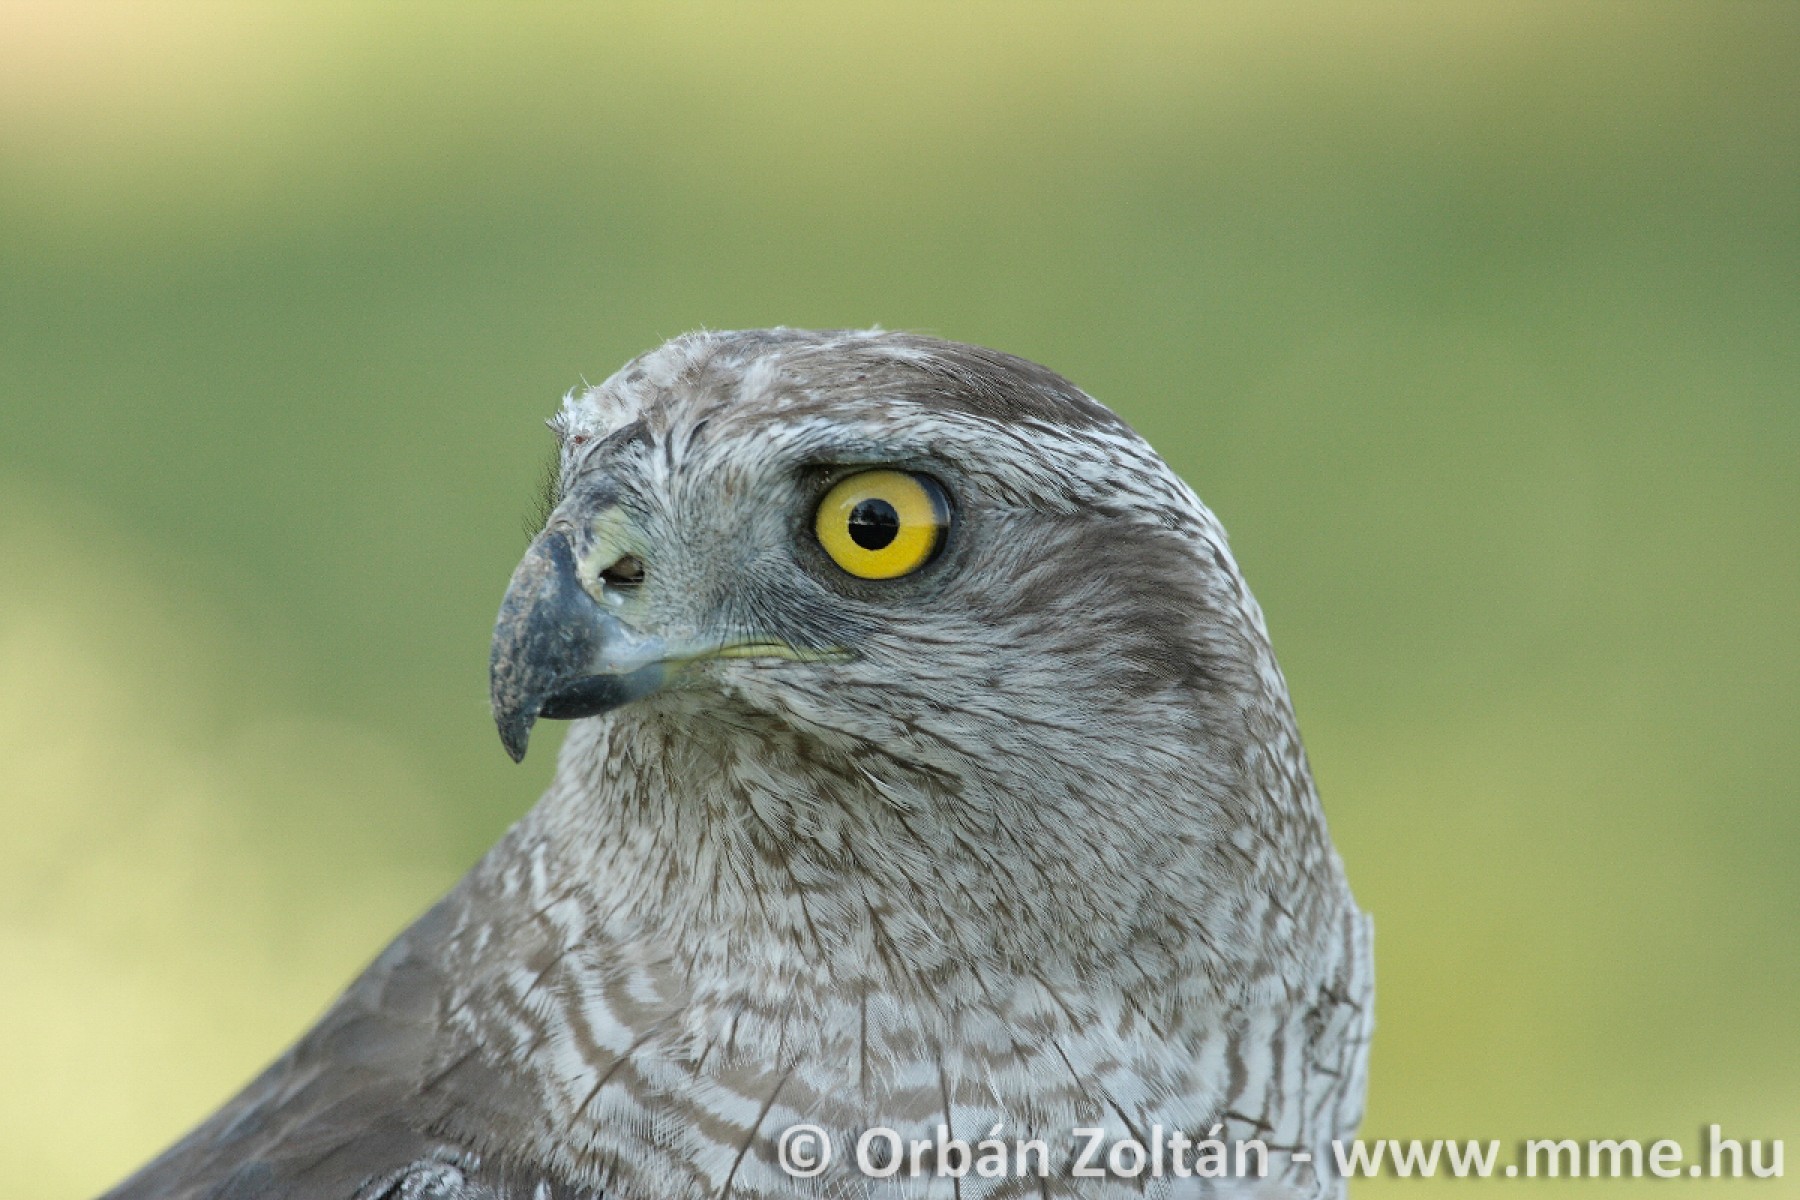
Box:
814;470;949;579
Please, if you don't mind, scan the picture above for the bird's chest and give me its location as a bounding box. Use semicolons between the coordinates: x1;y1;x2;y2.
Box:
469;959;1319;1199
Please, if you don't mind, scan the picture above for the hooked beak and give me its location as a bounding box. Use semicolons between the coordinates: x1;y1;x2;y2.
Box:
488;530;667;762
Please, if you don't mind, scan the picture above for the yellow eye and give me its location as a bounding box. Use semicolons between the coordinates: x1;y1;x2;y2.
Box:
814;470;950;580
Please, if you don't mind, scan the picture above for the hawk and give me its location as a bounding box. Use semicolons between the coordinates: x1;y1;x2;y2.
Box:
104;329;1372;1199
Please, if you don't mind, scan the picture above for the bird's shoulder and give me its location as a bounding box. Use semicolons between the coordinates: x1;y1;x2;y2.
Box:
98;889;587;1200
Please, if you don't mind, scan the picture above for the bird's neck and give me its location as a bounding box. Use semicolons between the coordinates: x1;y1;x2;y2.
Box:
434;693;1363;1186
494;693;1343;1032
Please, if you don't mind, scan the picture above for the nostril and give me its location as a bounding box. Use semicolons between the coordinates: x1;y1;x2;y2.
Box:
599;554;646;588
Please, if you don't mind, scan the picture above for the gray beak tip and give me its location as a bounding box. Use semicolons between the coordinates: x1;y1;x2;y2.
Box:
497;713;533;763
491;651;543;762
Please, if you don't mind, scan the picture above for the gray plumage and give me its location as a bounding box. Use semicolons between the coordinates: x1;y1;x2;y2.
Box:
105;329;1372;1199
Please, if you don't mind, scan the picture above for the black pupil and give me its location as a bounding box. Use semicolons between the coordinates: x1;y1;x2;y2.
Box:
847;498;901;550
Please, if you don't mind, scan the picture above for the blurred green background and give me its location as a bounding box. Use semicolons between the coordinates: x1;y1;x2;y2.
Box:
2;3;1794;1196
